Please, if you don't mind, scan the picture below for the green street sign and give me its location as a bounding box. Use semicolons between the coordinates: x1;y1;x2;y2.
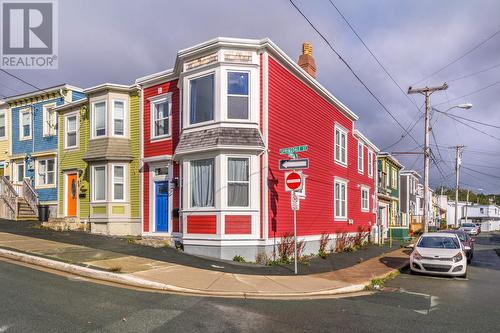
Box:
279;145;308;158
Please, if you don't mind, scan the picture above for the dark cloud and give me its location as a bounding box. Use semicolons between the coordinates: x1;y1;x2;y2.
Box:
2;0;499;192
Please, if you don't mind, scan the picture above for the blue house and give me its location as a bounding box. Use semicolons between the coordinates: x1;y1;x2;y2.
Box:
5;85;84;217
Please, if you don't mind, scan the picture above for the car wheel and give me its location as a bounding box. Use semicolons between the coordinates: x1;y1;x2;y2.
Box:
460;271;467;279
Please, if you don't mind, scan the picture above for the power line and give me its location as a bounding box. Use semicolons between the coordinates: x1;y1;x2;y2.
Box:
434;79;500;107
0;69;48;94
327;0;420;112
288;0;420;146
439;112;500;141
447;61;500;83
414;27;500;84
461;165;500;180
434;109;500;129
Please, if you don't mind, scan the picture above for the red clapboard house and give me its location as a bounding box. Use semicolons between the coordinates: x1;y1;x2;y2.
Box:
136;38;379;260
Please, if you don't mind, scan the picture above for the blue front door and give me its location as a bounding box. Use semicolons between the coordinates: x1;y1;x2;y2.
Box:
155;181;169;232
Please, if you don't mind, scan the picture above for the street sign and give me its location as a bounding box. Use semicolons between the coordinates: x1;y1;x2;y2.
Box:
279;145;308;159
279;158;309;170
285;171;303;192
291;192;300;210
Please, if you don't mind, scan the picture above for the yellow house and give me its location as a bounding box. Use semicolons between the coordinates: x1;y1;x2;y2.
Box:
0;100;10;178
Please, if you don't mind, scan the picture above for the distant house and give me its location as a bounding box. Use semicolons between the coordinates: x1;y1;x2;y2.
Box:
400;170;421;228
377;152;406;240
448;202;500;231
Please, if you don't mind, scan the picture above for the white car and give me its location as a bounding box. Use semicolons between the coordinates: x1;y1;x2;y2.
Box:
410;233;469;278
459;223;479;236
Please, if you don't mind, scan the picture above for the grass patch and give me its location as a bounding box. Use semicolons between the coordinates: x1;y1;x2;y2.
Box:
365;270;400;291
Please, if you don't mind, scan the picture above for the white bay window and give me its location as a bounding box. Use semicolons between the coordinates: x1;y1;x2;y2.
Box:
189;74;214;125
113;165;125;201
112;100;125;136
92;165;106;202
227;158;249;207
190;158;214;207
227;72;249;120
92;101;106;137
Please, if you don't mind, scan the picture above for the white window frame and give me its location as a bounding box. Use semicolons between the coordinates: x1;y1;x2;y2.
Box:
368;151;373;178
112;99;126;137
13;161;25;183
189;157;215;209
227;156;250;208
64;112;79;150
91;164;107;202
361;187;369;212
188;72;216;127
111;164;126;202
226;70;250;121
334;178;348;220
334;124;347;167
0;109;7;140
91;100;107;139
358;142;364;174
19;108;32;140
150;93;172;140
392;168;397;188
42;103;57;137
35;157;56;188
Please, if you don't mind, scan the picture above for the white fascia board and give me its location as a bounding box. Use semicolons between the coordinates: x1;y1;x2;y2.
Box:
5;84;82;103
83;83;136;94
135;68;177;87
52;98;87;112
353;129;380;152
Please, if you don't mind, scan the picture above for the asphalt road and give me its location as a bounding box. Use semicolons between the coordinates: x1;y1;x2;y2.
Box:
1;233;499;333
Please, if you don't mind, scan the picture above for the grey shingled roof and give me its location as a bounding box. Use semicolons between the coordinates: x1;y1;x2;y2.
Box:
175;127;264;154
83;138;133;161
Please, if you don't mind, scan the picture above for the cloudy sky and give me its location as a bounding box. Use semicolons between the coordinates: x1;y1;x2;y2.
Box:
2;0;500;193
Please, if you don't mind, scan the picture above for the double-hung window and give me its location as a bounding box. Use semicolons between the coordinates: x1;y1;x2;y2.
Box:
334;126;347;165
358;142;364;173
392;169;397;188
152;98;170;139
92;165;106;201
37;158;55;187
20;109;31;140
112;100;125;136
190;74;214;125
334;178;347;219
227;158;249;207
227;72;249;120
113;165;125;201
93;101;106;137
14;162;24;183
361;187;369;211
368;151;373;178
0;111;6;138
42;103;57;136
190;159;214;207
65;114;78;149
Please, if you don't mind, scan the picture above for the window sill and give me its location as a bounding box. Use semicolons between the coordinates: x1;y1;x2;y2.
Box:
35;184;56;189
361;209;369;213
150;135;172;142
64;146;79;151
358;170;364;175
19;137;32;141
42;134;56;138
334;160;347;168
334;217;348;222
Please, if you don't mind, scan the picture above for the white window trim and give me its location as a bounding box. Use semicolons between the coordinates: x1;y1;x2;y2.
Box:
188;157;215;209
358;141;364;174
227;156;250;208
13;161;25;183
187;72;216;127
368;150;373;178
361;186;369;212
91;164;107;202
111;163;127;202
0;110;7;140
19;108;32;140
42;103;57;137
35;157;57;189
334;124;348;167
111;99;127;138
226;70;251;121
64;112;79;150
150;93;172;141
334;177;348;221
392;168;397;188
91;100;107;139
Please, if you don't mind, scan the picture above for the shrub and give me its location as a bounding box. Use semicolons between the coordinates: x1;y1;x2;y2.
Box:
334;231;350;252
233;255;245;263
318;232;331;258
440;219;447;230
277;232;295;263
353;226;370;249
255;252;268;265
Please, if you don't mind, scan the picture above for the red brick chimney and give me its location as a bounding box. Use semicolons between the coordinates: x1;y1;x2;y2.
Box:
297;42;316;78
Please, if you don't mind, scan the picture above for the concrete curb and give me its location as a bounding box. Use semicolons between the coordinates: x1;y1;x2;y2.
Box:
0;248;407;300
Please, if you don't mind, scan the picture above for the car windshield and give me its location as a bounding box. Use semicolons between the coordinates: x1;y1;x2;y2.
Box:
461;223;476;228
418;236;460;249
455;233;466;241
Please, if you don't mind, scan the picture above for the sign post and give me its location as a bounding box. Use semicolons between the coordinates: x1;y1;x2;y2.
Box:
286;172;302;275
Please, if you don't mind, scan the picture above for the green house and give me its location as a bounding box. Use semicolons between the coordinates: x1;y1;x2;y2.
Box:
54;84;141;235
377;152;408;240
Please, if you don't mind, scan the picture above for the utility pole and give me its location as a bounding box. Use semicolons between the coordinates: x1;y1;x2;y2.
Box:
451;145;465;228
408;83;448;233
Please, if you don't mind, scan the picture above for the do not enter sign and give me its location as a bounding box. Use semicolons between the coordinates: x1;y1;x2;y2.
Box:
285;171;303;192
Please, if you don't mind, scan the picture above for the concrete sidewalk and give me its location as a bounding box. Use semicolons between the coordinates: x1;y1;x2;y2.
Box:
0;232;409;299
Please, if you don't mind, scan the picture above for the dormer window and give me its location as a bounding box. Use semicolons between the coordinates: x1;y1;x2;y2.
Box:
227;72;249;120
190;74;214;125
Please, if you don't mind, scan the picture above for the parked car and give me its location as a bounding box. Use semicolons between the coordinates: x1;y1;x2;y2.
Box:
441;230;474;263
410;233;469;278
459;223;479;236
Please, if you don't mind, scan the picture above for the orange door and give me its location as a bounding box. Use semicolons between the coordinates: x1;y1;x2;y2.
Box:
67;174;78;216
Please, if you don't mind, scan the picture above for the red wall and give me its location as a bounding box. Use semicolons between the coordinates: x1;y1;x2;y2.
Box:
187;215;217;234
225;215;252;234
142;80;180;233
266;56;376;238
